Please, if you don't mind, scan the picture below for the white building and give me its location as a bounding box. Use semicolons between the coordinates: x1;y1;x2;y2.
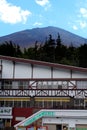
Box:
0;55;87;130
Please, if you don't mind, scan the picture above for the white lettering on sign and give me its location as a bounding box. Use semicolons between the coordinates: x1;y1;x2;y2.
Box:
0;107;12;115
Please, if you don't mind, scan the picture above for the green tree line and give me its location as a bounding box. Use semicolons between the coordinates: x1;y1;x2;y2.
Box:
0;34;87;68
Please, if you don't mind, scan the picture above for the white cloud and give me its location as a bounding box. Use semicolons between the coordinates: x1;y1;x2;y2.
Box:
35;0;51;10
35;0;49;6
80;8;87;18
0;0;31;24
78;7;87;28
71;4;87;30
33;22;42;26
79;20;87;28
72;25;78;30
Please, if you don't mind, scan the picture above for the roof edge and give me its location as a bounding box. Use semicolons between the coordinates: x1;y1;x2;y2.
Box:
0;55;87;72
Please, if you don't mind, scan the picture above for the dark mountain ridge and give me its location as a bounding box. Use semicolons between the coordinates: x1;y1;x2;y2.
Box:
0;26;86;48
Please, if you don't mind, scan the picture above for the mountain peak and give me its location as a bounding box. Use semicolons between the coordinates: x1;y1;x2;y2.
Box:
0;26;86;48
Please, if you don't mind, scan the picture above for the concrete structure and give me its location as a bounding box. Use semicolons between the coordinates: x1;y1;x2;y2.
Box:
0;55;87;130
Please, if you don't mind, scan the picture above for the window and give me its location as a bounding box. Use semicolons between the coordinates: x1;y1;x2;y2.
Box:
74;99;84;107
3;81;12;89
18;81;29;89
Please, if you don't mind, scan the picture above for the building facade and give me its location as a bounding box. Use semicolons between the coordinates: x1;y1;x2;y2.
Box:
0;55;87;130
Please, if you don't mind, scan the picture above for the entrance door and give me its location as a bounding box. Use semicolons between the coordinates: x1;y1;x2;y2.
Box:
57;125;62;130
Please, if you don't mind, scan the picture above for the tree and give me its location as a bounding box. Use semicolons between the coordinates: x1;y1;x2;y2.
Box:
78;44;87;68
66;44;79;66
42;34;56;62
56;33;61;46
0;41;22;57
55;33;67;63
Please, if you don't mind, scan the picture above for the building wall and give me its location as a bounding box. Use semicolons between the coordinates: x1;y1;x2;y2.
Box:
53;68;70;78
43;117;87;128
72;71;87;78
33;65;51;78
2;60;14;78
76;124;87;129
46;124;56;130
1;57;87;129
1;59;87;79
12;108;33;126
14;63;31;78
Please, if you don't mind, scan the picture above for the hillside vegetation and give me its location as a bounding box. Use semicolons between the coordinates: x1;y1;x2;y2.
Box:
0;34;87;68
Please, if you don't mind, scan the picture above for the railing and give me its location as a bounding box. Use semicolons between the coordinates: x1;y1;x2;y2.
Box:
0;89;87;97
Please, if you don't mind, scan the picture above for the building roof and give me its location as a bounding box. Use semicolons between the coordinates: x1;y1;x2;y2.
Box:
0;55;87;72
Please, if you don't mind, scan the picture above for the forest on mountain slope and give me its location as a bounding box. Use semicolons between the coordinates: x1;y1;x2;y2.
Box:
0;33;87;68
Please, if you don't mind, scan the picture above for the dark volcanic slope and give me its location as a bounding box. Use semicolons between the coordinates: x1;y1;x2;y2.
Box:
0;26;86;47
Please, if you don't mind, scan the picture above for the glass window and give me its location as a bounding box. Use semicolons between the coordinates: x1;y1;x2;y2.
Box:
3;81;12;89
18;81;29;89
0;81;1;89
22;101;27;107
0;101;4;107
12;81;19;89
77;81;87;89
26;101;30;107
14;101;21;107
5;101;13;107
74;99;84;106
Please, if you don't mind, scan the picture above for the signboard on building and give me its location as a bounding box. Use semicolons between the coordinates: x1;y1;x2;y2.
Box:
0;107;12;116
24;111;54;126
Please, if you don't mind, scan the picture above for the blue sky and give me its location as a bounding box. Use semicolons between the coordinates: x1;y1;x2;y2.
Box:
0;0;87;38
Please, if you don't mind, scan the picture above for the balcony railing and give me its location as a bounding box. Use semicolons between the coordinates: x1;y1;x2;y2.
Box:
0;88;87;97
